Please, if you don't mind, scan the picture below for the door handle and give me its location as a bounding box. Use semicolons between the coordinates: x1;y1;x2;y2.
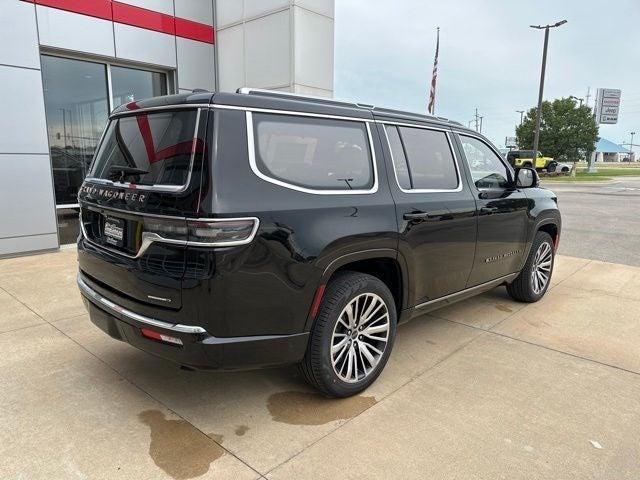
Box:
403;211;450;221
403;212;429;220
480;206;499;215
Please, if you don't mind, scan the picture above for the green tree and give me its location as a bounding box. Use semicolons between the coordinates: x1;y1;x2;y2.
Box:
515;97;599;162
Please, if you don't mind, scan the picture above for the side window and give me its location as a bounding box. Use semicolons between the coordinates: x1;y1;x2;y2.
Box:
384;125;411;189
251;113;374;191
385;125;459;191
459;135;511;189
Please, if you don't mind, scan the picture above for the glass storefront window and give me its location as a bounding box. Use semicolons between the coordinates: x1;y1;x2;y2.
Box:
40;55;169;244
42;56;109;207
111;66;167;108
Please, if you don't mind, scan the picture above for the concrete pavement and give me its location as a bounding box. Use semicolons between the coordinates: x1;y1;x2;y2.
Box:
544;176;640;267
1;250;639;479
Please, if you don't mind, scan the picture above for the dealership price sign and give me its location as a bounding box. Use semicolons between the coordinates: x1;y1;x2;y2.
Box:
594;88;621;124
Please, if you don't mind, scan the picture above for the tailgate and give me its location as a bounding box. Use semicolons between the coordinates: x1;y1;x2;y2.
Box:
79;205;186;308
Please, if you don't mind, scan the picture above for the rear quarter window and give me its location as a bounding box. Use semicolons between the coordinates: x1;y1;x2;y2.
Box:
249;112;375;192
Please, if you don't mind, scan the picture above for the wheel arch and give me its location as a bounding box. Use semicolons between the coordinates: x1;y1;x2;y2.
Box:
519;214;561;271
304;249;409;331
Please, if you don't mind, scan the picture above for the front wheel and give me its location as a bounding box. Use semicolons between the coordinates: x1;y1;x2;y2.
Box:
299;272;397;397
507;231;555;302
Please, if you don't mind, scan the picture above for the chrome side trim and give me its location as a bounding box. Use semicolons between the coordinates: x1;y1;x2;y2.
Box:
215;103;373;123
85;108;203;194
375;119;451;130
381;123;464;194
245;111;379;195
77;274;207;334
414;273;518;310
237;87;367;109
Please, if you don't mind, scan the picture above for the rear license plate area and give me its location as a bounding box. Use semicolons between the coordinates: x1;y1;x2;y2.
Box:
103;216;125;247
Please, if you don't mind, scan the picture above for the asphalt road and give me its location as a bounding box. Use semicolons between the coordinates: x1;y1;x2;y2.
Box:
542;176;640;267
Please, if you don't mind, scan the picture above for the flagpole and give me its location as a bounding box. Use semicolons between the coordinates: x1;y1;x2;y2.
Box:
428;27;440;115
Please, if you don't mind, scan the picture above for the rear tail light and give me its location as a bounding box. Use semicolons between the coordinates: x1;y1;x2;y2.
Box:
140;328;183;346
141;217;259;247
187;219;257;244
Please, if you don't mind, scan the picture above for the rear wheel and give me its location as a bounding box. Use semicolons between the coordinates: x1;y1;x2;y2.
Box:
300;272;397;397
507;231;555;302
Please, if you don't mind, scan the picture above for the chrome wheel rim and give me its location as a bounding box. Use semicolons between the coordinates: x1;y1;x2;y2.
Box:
330;293;390;383
531;241;553;294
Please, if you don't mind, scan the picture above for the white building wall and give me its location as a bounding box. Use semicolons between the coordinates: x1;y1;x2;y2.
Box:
0;0;335;256
0;0;58;255
216;0;334;97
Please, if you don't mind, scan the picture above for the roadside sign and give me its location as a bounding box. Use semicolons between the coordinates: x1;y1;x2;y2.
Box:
602;89;621;99
601;98;620;107
599;114;618;124
594;88;621;125
505;136;517;148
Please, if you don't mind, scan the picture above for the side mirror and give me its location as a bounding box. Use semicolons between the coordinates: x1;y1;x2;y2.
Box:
516;167;539;188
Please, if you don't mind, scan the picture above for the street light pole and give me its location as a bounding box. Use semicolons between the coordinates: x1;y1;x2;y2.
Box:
569;95;584;107
516;110;525;125
530;20;567;164
630;132;636;162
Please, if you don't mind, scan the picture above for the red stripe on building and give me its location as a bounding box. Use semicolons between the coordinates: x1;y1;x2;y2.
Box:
175;17;215;44
29;0;113;20
112;2;175;36
21;0;214;44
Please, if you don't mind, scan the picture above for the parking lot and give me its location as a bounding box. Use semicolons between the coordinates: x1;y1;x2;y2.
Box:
547;176;640;267
1;246;640;479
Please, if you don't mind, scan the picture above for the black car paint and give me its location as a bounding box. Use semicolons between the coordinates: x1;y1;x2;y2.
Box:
77;91;561;370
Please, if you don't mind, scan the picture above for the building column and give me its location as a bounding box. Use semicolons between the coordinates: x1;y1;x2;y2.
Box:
215;0;334;97
0;1;58;256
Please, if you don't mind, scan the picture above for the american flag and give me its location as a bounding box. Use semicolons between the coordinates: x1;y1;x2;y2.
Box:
428;27;440;115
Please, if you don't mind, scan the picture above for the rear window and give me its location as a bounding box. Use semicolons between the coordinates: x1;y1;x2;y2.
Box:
89;109;199;187
250;113;374;192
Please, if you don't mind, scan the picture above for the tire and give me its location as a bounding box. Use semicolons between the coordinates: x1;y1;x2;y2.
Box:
299;271;397;398
546;161;557;173
507;231;555;303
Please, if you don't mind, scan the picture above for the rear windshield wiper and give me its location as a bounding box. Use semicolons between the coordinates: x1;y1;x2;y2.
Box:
109;166;149;182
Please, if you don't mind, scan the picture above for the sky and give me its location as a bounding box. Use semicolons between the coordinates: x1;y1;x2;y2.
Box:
334;0;640;149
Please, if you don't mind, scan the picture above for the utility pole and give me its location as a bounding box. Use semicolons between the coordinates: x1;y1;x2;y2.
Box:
530;20;567;159
516;110;525;125
585;87;591;107
475;107;479;132
479;116;484;134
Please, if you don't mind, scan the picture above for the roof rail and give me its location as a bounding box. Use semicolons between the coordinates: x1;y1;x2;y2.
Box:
236;87;372;110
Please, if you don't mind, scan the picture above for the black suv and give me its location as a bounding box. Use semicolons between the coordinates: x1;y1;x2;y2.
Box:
77;88;560;397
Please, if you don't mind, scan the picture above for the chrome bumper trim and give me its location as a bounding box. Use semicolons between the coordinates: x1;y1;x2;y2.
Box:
77;274;207;334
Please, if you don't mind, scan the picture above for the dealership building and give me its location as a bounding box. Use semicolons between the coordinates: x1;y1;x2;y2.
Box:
0;0;334;256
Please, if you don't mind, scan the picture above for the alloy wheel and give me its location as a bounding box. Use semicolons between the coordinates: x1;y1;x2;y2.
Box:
330;293;390;383
531;241;553;294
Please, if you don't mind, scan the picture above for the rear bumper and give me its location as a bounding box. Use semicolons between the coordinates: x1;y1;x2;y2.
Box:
78;274;309;370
